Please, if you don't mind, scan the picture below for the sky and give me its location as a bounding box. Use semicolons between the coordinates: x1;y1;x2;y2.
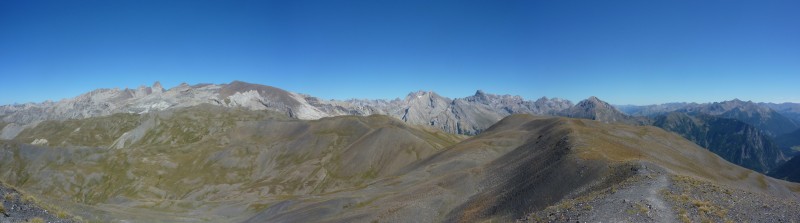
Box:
1;0;798;105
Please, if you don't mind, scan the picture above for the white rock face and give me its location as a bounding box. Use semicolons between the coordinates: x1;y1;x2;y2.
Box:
31;138;48;145
227;90;267;110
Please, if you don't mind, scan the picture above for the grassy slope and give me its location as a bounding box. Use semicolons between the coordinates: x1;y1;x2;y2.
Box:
0;104;464;222
14;113;141;147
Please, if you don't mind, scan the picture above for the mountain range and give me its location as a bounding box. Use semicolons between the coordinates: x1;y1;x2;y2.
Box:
1;81;576;137
3;81;797;173
1;81;799;222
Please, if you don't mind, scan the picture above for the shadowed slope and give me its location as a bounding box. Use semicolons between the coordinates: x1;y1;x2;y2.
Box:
653;112;786;172
776;128;800;155
770;155;800;182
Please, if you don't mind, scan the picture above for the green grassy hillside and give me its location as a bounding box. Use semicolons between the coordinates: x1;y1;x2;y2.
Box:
0;104;464;222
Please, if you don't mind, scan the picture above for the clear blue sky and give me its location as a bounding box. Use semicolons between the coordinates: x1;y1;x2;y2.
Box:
1;0;798;105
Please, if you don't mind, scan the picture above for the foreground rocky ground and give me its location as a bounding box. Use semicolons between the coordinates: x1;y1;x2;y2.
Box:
0;182;77;223
521;163;800;223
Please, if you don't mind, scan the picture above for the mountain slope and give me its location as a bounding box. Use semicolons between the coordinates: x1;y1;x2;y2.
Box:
246;115;800;222
769;156;800;183
0;104;464;222
775;128;800;156
653;112;786;172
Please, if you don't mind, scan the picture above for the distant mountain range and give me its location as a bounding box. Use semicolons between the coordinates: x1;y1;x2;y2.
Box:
0;81;573;137
759;102;800;123
618;100;800;136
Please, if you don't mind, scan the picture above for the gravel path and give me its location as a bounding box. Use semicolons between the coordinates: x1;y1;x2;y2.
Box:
521;163;678;222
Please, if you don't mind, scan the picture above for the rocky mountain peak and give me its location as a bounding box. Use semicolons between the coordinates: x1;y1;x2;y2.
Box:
561;96;636;124
152;81;164;93
586;96;602;103
405;90;441;101
577;96;612;109
470;90;491;102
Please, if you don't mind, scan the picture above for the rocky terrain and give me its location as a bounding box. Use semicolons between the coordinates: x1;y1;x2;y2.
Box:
1;180;78;223
524;166;800;223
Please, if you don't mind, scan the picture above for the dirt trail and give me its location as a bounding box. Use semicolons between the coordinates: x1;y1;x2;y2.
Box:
643;173;676;222
524;164;678;222
596;167;678;223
